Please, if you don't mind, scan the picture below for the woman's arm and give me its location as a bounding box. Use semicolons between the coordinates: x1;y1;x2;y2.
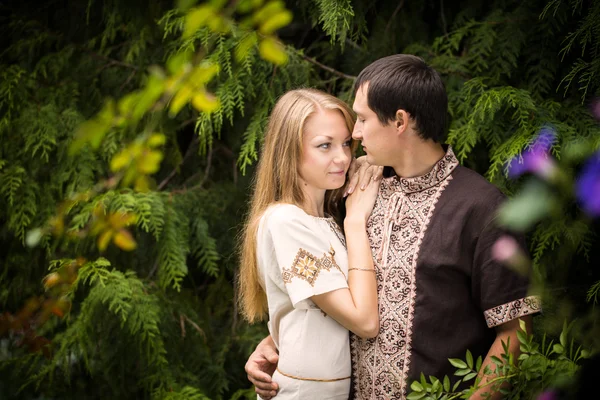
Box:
311;175;380;338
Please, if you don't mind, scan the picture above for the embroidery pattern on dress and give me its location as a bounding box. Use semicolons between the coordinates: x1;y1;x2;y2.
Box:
350;147;459;400
484;295;542;328
282;246;343;287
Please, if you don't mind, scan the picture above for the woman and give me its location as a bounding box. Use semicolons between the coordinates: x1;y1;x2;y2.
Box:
238;88;380;399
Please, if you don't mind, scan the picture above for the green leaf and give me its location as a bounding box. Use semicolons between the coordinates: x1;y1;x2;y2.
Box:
464;372;478;381
448;358;468;369
497;180;556;231
234;32;258;62
519;318;527;333
411;381;424;392
25;228;43;248
454;368;471;377
407;392;426;400
452;380;462;391
466;350;473;369
559;324;568;347
516;328;528;345
443;376;450;392
553;343;564;354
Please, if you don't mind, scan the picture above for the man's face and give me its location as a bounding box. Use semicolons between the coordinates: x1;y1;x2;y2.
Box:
352;83;399;166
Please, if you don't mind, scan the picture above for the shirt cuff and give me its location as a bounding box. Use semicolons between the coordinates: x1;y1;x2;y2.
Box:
484;295;542;328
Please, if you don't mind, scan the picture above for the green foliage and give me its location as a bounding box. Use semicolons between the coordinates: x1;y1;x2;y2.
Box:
1;0;600;398
408;320;586;400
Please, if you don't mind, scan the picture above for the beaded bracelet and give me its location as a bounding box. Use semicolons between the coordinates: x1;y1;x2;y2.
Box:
348;268;376;272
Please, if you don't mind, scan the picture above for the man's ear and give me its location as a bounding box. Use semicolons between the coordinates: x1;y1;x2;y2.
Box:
394;110;411;134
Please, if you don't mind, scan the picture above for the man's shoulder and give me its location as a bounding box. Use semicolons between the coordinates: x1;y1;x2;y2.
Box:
448;165;506;208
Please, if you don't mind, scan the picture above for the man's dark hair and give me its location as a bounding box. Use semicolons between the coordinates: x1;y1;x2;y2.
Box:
354;54;448;142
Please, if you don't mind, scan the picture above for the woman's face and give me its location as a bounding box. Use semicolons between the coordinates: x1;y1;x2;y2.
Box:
298;109;353;195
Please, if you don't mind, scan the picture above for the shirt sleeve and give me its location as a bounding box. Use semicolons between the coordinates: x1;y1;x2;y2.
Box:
264;205;349;308
472;204;542;328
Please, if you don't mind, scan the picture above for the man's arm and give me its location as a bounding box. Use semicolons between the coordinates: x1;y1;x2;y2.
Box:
470;316;532;400
245;335;279;399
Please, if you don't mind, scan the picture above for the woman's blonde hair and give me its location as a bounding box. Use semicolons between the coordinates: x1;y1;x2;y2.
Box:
237;88;356;323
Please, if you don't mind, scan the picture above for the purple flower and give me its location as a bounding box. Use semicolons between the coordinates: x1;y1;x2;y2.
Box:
576;151;600;216
508;128;558;180
536;389;559;400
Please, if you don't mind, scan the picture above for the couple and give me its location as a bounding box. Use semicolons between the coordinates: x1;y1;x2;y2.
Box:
238;54;541;400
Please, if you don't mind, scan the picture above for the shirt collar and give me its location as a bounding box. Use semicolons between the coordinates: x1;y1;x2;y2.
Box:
381;145;459;194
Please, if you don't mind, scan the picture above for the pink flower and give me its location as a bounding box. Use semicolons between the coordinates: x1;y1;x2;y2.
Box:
492;235;530;275
537;389;559;400
591;98;600;121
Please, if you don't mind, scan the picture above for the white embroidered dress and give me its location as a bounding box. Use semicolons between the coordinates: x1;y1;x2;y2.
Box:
257;203;351;399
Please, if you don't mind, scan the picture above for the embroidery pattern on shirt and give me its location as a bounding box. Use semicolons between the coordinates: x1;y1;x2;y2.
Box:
350;147;459;400
484;295;542;328
327;220;347;248
282;246;343;287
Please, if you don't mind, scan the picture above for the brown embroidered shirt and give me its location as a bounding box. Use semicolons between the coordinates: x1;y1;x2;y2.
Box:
350;146;541;399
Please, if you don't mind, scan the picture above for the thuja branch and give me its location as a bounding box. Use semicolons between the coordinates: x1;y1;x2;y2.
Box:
300;54;356;81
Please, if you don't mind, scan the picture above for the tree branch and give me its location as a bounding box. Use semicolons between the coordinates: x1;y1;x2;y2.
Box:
158;135;199;191
385;0;406;35
301;54;356;81
85;50;139;71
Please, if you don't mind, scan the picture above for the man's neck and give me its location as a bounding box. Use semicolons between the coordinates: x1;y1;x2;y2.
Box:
390;141;446;179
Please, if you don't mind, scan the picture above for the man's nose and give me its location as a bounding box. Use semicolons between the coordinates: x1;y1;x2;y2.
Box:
352;124;362;140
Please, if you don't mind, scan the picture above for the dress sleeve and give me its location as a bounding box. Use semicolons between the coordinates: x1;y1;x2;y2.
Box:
264;205;349;308
472;209;542;328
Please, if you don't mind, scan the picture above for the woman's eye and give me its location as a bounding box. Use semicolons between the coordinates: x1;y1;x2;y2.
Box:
343;140;352;147
318;143;331;149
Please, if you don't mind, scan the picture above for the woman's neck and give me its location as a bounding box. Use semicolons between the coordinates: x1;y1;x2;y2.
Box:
301;184;326;218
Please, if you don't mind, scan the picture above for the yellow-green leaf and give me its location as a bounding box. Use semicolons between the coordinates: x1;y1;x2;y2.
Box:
134;175;151;192
207;15;230;33
113;229;137;251
117;92;140;117
259;37;288;65
253;0;285;25
108;212;137;229
259;10;292;34
137;150;164;174
69;119;110;155
237;0;264;13
184;5;214;38
191;91;220;113
133;75;165;121
98;229;114;252
169;84;194;116
110;150;131;172
190;63;220;85
167;52;192;75
147;133;166;148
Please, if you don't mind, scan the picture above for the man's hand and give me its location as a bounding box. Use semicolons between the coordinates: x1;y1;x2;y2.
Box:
245;335;279;399
344;156;384;197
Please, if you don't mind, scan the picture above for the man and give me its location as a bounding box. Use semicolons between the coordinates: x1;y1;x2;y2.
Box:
245;54;541;400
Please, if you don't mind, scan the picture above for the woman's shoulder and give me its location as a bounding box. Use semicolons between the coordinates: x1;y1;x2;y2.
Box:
260;203;311;230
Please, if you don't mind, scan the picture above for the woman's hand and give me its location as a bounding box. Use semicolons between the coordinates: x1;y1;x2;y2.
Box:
344;156;384;197
344;167;382;224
